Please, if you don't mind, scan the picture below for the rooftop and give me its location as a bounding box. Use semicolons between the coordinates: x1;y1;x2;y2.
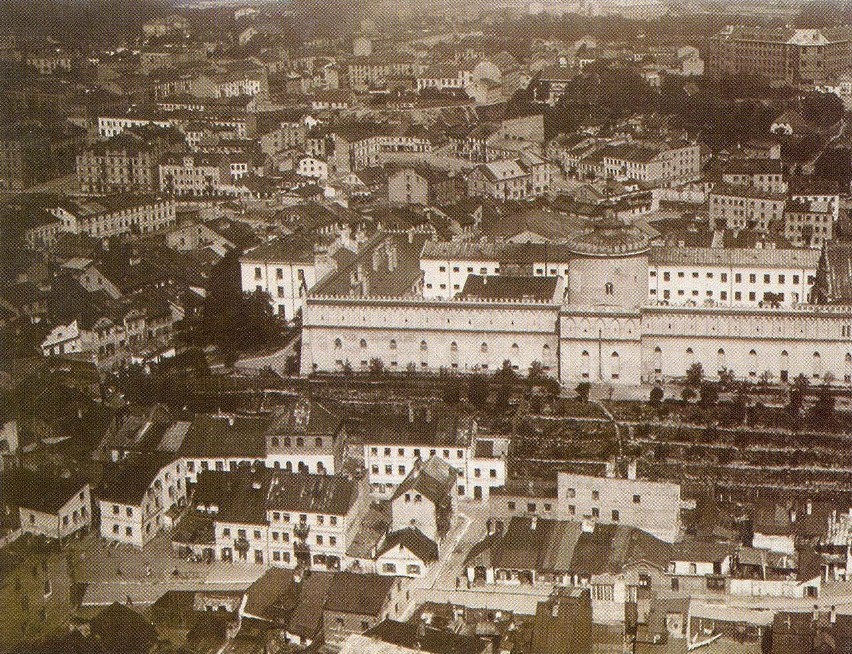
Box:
460;275;561;303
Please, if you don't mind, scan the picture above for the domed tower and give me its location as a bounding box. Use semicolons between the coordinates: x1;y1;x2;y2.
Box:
565;215;650;308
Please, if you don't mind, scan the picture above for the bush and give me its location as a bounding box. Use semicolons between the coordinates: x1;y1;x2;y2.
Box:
576;382;591;402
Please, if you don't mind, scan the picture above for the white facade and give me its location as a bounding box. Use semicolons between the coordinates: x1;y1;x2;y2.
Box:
97;115;173;139
240;255;317;322
98;459;187;547
363;436;508;501
648;248;819;307
19;484;92;540
557;472;682;543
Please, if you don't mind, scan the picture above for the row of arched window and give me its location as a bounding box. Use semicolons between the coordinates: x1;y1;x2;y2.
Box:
334;338;551;357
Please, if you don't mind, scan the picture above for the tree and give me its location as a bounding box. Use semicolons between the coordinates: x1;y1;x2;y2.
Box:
368;358;384;376
468;375;488;407
809;386;835;427
699;381;719;407
495;360;518;386
759;370;773;387
527;360;544;383
686;363;704;388
718;368;736;389
681;387;696;403
649;385;664;407
823;371;836;387
575;382;591;402
814;148;852;191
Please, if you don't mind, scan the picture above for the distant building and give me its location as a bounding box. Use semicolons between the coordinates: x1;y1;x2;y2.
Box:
708;25;852;87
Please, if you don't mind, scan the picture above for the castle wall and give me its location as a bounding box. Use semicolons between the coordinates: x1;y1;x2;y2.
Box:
641;306;852;384
301;298;560;375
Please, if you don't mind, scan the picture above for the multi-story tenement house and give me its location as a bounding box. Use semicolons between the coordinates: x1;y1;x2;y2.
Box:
48;195;176;239
76;126;185;195
202;469;369;570
708;25;852;87
97;114;175;139
358;407;509;501
648;245;820;307
239;232;356;321
11;470;92;540
159;154;232;197
97;454;188;547
346;55;420;92
789;178;841;222
177;415;266;485
25;48;72;75
556;471;682;543
387;166;465;207
329;124;439;175
419;241;502;300
466;154;552;201
593;140;701;187
720;158;787;194
40;291;176;370
264;396;346;475
708;183;786;233
389;457;456;543
784;198;835;247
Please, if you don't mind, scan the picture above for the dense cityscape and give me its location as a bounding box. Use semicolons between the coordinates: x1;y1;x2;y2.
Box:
3;0;852;652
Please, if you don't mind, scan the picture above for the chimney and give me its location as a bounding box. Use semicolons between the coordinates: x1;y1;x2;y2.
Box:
486;518;493;535
791;509;797;523
831;606;837;624
627;460;637;481
813;605;820;622
408;228;415;244
582;518;595;533
605;461;615;478
530;515;537;530
807;500;813;516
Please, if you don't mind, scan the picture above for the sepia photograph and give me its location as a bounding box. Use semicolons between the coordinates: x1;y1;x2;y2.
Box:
1;0;852;651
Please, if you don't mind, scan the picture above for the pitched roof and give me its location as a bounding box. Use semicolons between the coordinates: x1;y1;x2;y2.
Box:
378;527;439;563
325;572;396;616
391;456;457;506
671;539;731;563
266;471;358;516
97;453;176;505
7;469;87;515
288;570;335;638
649;245;820;269
241;232;316;264
264;396;342;437
817;242;852;304
243;568;298;621
363;620;490;654
178;414;267;458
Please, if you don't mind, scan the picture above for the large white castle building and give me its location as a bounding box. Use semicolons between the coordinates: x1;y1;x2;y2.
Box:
300;221;852;387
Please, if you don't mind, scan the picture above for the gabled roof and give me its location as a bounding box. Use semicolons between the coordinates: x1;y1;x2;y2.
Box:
391;456;457;506
97;453;176;505
266;471;358;516
377;527;439;563
287;570;334;638
178;414;267;459
7;469;88;515
363;620;490;654
243;568;298;621
325;572;396;617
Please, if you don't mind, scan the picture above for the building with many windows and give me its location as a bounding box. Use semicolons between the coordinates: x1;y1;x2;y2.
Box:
708;25;852;87
97;454;188;547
